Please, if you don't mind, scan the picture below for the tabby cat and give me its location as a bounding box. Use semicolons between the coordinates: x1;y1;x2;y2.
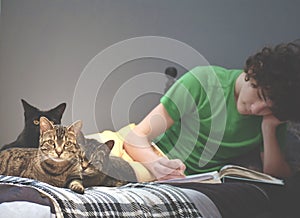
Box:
78;132;138;187
0;117;85;194
0;116;136;193
0;99;66;151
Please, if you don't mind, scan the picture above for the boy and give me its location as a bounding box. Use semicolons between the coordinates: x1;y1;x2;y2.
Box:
124;41;300;180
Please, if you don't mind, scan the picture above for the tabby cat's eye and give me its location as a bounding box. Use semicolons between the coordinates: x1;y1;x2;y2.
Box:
65;141;73;147
33;120;39;125
47;140;55;145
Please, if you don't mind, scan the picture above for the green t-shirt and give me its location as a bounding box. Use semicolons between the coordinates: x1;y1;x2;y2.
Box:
155;65;286;175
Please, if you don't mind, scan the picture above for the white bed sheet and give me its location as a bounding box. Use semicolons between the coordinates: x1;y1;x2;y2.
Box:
0;201;55;218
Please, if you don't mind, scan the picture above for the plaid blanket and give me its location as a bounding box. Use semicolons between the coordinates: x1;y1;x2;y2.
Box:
0;175;201;218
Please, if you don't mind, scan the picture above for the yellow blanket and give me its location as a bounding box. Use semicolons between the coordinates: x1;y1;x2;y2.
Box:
85;124;165;182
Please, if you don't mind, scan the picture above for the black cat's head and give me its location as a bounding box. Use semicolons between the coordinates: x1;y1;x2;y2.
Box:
21;99;66;147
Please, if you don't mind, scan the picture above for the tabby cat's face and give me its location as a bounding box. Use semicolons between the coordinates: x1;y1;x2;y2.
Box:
39;127;79;161
39;117;82;162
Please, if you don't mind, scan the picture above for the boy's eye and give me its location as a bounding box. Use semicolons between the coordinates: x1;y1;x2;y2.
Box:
257;90;263;100
257;88;269;102
250;83;258;88
33;120;40;125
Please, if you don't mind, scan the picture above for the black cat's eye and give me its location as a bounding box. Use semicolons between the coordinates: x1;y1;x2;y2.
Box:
33;120;40;125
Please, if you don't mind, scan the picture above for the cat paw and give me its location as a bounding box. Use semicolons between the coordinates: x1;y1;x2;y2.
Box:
115;181;128;187
69;180;85;194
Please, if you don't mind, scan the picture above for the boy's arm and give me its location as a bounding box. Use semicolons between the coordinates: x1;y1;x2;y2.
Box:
261;115;292;178
124;103;186;180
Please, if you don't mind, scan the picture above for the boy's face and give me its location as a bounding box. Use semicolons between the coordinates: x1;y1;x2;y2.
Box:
236;76;273;116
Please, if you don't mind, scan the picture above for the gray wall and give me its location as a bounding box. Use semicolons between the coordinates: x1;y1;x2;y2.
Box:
1;0;300;145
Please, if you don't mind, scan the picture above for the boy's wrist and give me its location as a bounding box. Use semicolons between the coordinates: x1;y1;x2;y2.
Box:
261;115;283;132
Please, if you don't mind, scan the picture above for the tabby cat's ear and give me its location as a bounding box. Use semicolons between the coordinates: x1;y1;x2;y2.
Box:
68;120;82;136
105;140;115;150
39;116;54;134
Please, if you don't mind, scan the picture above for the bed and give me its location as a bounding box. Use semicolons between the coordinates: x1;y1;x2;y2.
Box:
0;173;293;218
1;120;300;218
0;175;214;218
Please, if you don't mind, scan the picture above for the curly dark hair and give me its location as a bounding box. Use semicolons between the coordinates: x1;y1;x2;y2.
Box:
244;41;300;121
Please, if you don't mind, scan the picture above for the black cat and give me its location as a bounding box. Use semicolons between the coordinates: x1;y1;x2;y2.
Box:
0;99;66;151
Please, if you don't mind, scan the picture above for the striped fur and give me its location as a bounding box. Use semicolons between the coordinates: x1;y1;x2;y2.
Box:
0;117;84;194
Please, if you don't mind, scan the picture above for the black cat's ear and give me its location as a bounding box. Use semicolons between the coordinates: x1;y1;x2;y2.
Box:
39;116;54;134
21;99;38;119
68;120;82;136
49;103;66;121
105;140;115;150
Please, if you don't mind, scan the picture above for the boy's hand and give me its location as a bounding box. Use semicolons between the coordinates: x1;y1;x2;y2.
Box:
142;157;186;181
262;114;285;129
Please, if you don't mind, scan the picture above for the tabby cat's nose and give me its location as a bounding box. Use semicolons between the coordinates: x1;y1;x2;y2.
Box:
56;148;63;157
